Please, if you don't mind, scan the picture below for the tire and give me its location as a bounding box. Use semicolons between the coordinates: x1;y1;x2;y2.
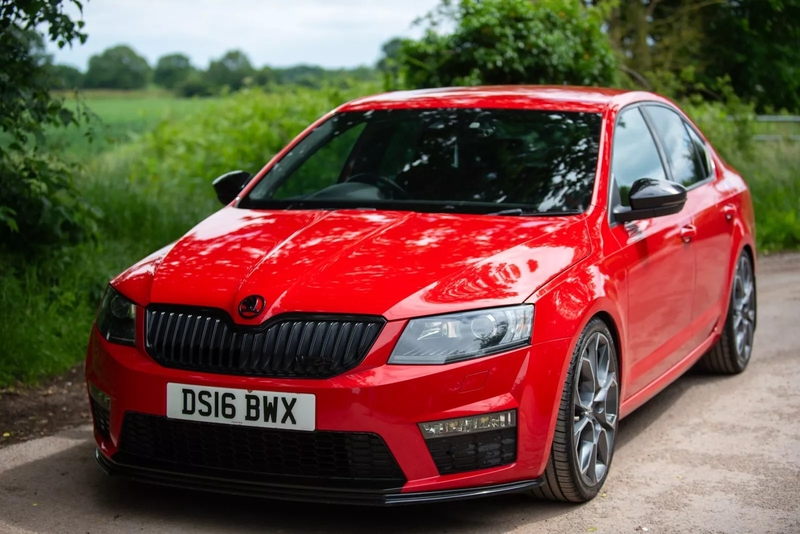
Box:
701;251;756;374
530;318;620;503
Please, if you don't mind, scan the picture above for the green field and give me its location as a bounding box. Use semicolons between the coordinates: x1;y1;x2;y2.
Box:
45;91;218;158
0;86;798;386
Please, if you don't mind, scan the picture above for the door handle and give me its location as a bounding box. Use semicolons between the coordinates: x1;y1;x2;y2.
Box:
722;204;736;221
680;224;697;243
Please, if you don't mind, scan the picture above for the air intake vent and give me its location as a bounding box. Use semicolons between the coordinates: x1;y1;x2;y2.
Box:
426;427;517;475
117;413;406;489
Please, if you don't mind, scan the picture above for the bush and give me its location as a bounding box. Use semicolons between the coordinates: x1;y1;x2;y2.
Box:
176;74;213;98
0;244;109;385
397;0;617;89
683;100;756;162
0;150;99;248
739;144;800;251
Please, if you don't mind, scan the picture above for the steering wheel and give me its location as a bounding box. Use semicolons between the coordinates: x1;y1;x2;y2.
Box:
343;173;409;199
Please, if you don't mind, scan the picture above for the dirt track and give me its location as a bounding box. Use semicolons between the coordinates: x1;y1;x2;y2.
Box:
0;254;798;534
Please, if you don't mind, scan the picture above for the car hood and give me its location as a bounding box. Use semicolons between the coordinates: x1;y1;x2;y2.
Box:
113;208;590;322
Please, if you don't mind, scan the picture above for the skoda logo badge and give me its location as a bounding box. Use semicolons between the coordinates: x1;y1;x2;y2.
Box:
238;295;266;319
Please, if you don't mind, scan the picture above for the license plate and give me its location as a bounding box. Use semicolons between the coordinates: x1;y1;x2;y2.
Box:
166;383;315;431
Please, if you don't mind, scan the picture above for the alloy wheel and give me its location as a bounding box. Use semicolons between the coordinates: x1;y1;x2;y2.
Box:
573;332;619;487
732;254;756;367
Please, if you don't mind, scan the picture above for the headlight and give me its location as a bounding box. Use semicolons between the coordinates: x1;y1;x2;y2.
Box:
388;304;533;365
96;286;137;346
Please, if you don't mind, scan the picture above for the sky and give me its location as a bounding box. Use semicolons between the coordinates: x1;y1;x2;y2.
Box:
49;0;442;71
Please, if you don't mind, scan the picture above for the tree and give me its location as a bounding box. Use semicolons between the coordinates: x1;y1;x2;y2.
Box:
377;37;403;73
253;66;276;86
84;45;151;90
153;53;194;89
205;49;254;92
702;0;800;112
175;72;213;98
377;37;404;89
49;63;83;89
396;0;618;89
0;0;97;248
277;65;327;88
597;0;800;111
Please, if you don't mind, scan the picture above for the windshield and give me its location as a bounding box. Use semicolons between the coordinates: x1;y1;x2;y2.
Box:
241;108;602;215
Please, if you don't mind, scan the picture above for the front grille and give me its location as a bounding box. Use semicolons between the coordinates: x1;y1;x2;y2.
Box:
145;305;384;378
90;399;110;440
117;413;405;489
426;428;517;475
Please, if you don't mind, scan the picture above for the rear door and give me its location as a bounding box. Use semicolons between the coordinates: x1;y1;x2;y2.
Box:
609;106;696;398
643;105;733;349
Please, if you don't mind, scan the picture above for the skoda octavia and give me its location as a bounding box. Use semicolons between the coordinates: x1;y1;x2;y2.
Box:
87;86;756;505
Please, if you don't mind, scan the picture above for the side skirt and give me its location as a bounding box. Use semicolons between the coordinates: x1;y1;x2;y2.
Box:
619;331;718;419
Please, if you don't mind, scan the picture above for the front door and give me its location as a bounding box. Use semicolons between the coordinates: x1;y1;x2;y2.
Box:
608;106;697;398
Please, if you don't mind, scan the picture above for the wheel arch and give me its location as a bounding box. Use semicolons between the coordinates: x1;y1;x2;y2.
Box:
742;243;755;268
740;243;757;331
718;239;757;332
592;311;623;386
525;261;629;477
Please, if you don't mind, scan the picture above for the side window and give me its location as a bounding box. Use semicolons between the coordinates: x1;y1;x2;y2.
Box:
645;106;706;187
611;108;667;206
686;125;711;179
272;123;366;199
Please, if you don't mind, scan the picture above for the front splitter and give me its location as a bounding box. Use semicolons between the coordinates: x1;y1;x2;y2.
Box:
95;449;542;506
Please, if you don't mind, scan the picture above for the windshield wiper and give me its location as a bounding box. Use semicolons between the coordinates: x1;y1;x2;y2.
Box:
487;208;581;216
488;208;528;216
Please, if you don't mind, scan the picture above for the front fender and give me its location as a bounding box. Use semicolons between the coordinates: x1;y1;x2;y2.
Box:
524;259;627;473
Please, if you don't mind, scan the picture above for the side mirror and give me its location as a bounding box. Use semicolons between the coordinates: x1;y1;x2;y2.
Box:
614;178;687;223
212;170;252;205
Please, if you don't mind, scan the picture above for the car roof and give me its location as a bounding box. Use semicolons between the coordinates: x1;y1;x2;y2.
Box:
338;85;658;114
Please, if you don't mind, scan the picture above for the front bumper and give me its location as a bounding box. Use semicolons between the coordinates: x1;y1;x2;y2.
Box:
86;322;571;501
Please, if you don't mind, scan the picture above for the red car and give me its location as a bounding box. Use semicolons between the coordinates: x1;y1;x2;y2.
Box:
87;86;756;505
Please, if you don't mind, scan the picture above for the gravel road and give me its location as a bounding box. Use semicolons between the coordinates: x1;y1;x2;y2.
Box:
0;254;798;534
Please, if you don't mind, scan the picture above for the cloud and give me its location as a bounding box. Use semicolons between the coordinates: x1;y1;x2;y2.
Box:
50;0;440;70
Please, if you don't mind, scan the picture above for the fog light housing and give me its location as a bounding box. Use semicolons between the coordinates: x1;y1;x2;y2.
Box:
419;410;516;439
89;383;111;440
89;383;111;410
420;410;518;475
